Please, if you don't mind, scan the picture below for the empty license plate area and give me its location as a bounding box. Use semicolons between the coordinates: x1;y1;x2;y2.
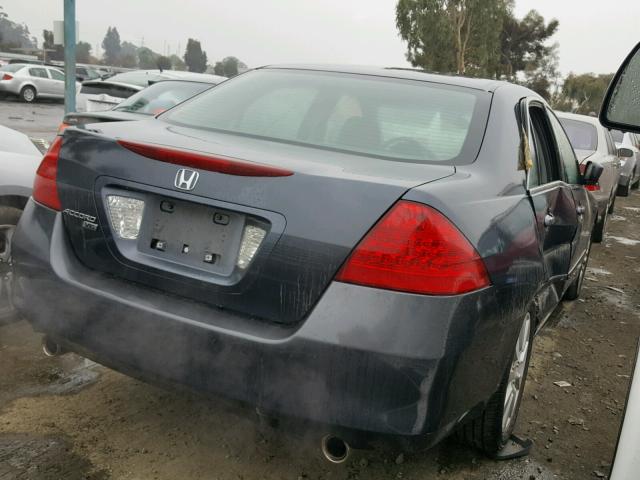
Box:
137;196;245;277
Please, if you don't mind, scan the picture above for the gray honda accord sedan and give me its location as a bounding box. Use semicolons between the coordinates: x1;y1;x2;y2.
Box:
11;66;600;458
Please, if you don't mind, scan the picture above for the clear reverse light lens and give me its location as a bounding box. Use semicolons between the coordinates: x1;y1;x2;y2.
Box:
107;196;145;240
236;224;266;269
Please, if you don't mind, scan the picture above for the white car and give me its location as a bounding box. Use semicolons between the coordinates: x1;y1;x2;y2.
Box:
0;124;44;323
611;130;640;196
76;69;226;112
0;63;81;102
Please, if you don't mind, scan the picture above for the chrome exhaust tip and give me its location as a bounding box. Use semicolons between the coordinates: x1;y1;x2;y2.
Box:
321;435;350;464
42;336;65;357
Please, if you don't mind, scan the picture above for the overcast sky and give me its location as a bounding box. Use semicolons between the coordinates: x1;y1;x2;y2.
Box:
2;0;638;76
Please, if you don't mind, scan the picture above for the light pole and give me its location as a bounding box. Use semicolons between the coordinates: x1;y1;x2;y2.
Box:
63;0;76;113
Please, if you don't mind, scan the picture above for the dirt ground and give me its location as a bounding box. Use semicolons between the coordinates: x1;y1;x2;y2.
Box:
1;102;639;479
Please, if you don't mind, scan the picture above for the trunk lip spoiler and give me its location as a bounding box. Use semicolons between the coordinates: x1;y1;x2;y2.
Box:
117;139;295;178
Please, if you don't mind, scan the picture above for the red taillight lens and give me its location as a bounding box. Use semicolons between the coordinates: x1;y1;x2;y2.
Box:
335;201;490;295
57;122;71;134
33;136;63;211
585;184;600;191
1;74;13;81
117;140;294;177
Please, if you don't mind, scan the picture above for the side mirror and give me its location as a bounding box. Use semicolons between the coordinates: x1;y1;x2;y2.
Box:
583;161;604;186
600;42;640;133
618;147;634;158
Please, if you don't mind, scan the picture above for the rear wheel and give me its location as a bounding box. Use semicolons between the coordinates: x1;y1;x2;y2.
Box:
593;208;608;243
0;206;22;325
632;171;639;190
459;310;534;455
564;241;591;301
608;194;616;215
20;86;36;103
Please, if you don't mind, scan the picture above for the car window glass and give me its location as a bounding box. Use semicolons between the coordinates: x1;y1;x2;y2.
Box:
29;68;49;79
529;105;561;185
604;130;616;155
0;64;23;73
165;69;489;165
610;129;624;143
548;110;580;184
558;118;598;152
49;69;64;81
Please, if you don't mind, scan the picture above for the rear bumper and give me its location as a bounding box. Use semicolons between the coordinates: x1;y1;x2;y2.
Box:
12;199;521;441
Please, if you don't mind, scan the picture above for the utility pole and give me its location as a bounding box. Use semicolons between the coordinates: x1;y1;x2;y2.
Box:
63;0;76;113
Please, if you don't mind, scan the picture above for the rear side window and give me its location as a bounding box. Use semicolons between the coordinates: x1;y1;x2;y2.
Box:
559;118;598;151
529;105;562;186
113;81;212;115
29;68;49;79
49;69;64;81
610;129;624;143
604;130;617;155
547;110;580;184
164;69;490;165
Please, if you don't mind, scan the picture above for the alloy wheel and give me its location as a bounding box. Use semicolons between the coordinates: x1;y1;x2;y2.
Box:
501;312;531;440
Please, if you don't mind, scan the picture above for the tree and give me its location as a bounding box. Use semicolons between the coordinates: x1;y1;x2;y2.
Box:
157;55;172;71
213;61;224;76
396;0;509;76
169;54;186;71
183;38;207;73
0;6;36;49
495;9;559;81
137;46;157;69
42;29;63;61
557;73;615;115
76;41;92;63
102;27;121;65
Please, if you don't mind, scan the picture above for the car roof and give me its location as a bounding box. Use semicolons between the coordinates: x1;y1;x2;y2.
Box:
258;64;516;93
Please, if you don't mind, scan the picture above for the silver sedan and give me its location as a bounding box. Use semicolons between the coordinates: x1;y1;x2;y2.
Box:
0;63;80;102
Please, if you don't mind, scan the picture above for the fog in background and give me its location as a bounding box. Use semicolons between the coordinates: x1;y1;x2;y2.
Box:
2;0;638;75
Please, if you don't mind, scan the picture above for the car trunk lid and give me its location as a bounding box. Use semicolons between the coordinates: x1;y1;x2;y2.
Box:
57;120;455;324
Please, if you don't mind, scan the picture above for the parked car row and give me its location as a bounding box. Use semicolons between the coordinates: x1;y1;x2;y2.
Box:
0;64;634;463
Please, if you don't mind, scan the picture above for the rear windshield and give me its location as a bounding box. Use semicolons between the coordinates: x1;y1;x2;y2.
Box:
114;81;212;115
80;83;139;98
0;64;23;73
108;71;166;87
163;69;490;164
559;118;598;151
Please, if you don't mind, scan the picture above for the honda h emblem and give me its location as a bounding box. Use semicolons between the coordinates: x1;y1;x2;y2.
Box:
174;169;199;191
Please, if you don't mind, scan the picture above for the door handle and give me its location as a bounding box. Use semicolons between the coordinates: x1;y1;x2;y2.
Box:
544;213;556;227
576;205;586;216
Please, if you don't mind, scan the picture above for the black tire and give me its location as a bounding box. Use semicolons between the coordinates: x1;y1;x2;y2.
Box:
458;309;534;456
593;209;608;243
608;194;616;215
564;241;591;301
20;85;36;103
632;175;640;190
0;206;22;325
618;183;630;197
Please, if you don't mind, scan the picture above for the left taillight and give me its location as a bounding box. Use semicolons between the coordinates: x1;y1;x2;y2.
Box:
33;136;63;211
1;74;13;81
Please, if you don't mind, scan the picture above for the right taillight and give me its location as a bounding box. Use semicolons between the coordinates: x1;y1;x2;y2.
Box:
33;136;63;211
335;201;490;295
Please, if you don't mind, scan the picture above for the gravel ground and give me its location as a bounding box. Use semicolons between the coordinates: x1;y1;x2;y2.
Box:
0;106;639;479
0;99;64;142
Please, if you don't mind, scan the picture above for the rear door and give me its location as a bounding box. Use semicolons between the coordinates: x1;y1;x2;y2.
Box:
47;68;65;97
28;67;51;95
523;100;580;315
547;108;593;274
